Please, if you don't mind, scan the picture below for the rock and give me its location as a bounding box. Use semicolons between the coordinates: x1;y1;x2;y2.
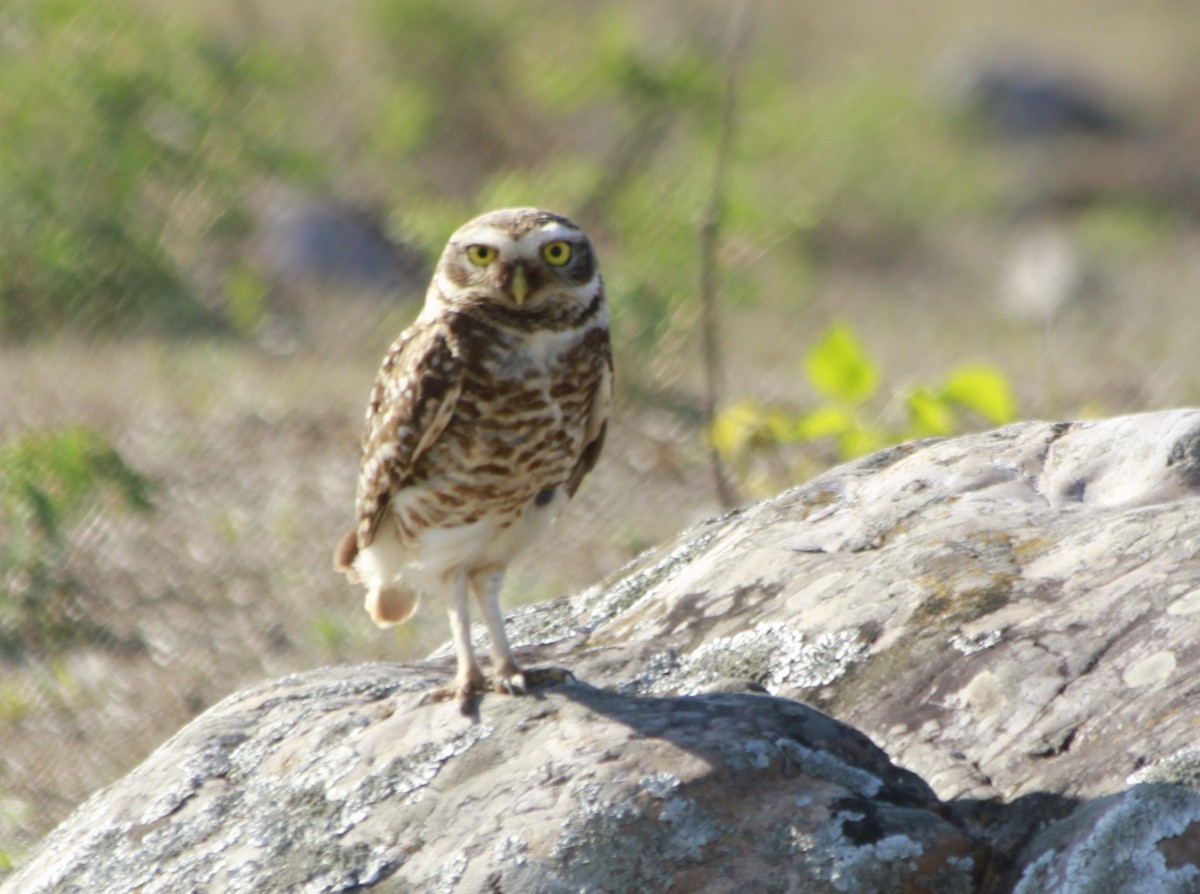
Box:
2;666;983;894
947;61;1130;140
255;192;427;295
1013;780;1200;893
8;408;1200;892
527;411;1200;805
936;57;1200;221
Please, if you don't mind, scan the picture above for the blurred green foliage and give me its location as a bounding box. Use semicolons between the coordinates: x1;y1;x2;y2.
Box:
0;0;315;339
713;323;1017;493
1076;200;1176;260
356;0;999;370
0;0;1003;358
0;427;153;655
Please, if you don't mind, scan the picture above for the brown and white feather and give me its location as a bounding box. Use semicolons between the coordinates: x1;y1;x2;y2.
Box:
334;207;612;653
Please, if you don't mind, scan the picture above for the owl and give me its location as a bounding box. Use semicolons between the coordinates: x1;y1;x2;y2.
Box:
334;208;612;713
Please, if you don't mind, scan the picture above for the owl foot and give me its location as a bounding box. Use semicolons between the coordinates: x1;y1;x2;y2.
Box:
490;668;527;696
490;665;574;695
420;667;487;715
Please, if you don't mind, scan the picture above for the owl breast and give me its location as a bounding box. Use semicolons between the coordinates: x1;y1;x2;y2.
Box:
381;316;605;585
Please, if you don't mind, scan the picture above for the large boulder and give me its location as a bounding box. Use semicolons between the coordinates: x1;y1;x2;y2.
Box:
8;409;1200;893
1;667;983;893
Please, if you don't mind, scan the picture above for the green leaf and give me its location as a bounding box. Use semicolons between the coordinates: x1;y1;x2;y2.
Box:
710;400;771;460
803;324;879;404
906;388;956;437
788;405;854;441
941;365;1016;425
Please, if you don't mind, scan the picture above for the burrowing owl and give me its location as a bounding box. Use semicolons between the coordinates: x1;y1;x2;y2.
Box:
334;208;612;713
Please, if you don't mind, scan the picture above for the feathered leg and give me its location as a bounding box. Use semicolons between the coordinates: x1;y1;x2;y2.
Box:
446;569;485;713
470;570;574;694
470;570;526;694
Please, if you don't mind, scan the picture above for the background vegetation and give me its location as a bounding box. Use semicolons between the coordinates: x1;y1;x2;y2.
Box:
3;0;1200;872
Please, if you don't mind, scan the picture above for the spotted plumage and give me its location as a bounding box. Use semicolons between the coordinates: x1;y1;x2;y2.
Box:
334;208;612;712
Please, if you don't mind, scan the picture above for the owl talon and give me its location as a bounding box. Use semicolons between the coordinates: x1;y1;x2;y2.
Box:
491;671;527;696
490;665;573;695
419;670;486;715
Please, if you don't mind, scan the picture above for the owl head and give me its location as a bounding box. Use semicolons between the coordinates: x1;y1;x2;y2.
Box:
430;208;602;318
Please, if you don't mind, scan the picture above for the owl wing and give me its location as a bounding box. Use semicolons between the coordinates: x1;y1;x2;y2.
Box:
337;320;464;570
565;342;614;498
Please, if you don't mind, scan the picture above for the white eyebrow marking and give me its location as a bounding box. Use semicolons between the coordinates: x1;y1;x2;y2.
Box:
529;221;580;242
453;228;519;254
451;221;584;261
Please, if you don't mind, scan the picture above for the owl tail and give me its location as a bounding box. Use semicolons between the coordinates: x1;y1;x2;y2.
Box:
333;529;359;579
366;584;420;627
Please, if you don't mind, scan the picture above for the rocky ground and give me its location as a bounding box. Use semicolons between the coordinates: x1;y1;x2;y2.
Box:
8;409;1200;893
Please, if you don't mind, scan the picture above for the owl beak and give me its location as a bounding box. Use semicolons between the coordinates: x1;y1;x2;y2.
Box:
511;264;530;306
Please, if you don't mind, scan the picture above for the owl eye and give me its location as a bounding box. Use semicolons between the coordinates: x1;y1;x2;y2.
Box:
541;240;572;267
466;244;497;266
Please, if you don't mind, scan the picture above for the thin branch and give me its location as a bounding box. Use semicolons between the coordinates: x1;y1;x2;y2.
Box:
699;0;756;509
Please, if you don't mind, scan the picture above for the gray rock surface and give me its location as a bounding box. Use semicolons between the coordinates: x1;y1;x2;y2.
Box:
3;667;982;893
9;409;1200;893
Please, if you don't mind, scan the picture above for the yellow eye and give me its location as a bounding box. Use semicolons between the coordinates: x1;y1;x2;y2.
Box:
542;240;572;267
467;244;497;266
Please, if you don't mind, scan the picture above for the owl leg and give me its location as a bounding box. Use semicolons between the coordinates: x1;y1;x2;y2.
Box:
446;569;486;714
470;570;527;695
